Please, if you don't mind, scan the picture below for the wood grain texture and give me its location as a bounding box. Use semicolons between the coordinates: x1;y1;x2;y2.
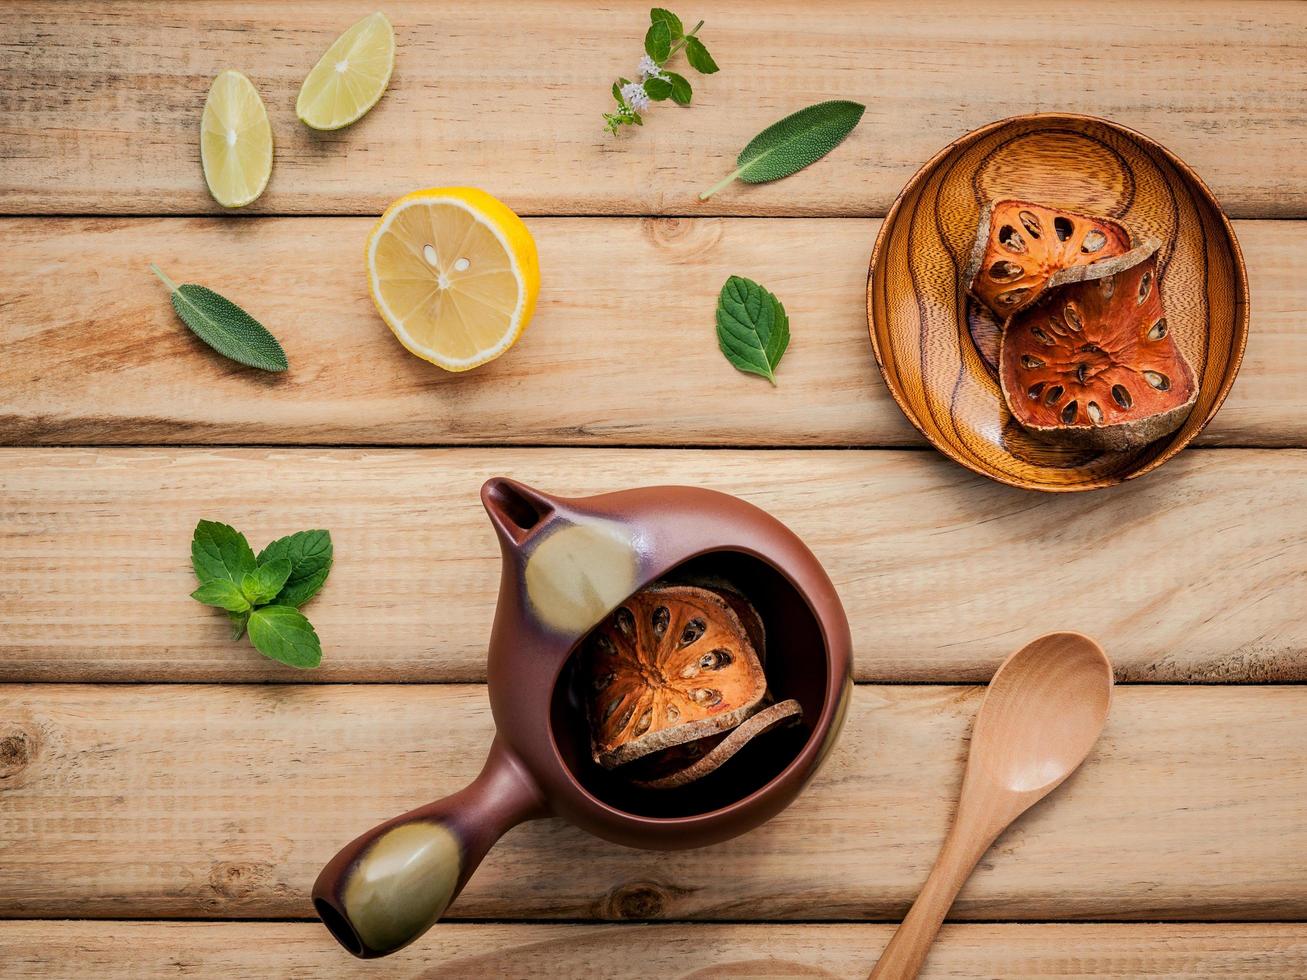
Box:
3;921;1306;978
2;684;1305;920
2;2;1305;218
868;114;1248;491
1;217;1301;447
4;447;1304;684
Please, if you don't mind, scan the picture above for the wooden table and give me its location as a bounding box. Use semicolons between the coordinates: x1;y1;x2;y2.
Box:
3;2;1306;976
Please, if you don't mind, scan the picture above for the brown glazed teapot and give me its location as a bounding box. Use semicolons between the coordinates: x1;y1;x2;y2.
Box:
313;478;853;958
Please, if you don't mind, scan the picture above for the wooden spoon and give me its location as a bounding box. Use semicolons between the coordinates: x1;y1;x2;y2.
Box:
869;632;1113;980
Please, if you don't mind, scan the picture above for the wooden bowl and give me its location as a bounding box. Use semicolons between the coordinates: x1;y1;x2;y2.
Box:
867;113;1249;492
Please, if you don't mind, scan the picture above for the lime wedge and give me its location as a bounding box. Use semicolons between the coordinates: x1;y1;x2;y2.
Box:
200;70;273;208
296;12;395;131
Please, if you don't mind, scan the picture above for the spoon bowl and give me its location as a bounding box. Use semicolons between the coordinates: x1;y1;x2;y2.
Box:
870;631;1113;980
972;632;1113;794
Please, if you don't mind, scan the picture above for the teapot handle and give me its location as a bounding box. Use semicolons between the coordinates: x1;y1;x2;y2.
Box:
311;737;546;958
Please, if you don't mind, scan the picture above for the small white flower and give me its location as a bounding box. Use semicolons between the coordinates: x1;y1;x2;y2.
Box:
621;81;650;111
638;55;665;81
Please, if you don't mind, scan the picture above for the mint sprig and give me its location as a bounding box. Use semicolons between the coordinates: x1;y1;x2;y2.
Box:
716;276;791;385
605;9;718;135
190;521;332;668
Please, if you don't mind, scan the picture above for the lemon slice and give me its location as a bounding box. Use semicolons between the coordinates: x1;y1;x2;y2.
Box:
296;12;395;131
367;188;540;372
200;70;273;208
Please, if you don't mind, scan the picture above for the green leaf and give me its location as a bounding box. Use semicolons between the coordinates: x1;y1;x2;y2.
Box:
644;77;673;101
241;557;292;606
248;605;322;669
644;20;671;61
699;100;865;200
191;579;252;614
229;611;250;641
257;529;333;607
150;264;288;372
612;80;623;104
684;36;718;74
715;276;791;385
650;8;683;38
665;71;692;105
191;520;256;586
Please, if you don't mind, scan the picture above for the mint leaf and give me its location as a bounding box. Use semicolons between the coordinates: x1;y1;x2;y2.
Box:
644;20;671;61
191;579;252;614
700;100;865;200
241;557;292;606
715;276;791;384
229;611;250;641
650;8;683;38
257;529;333;607
248;605;322;669
191;520;256;586
665;71;692;105
684;36;718;74
644;77;673;101
150;265;288;372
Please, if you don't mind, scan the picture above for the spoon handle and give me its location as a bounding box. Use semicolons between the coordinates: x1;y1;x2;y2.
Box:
868;818;997;980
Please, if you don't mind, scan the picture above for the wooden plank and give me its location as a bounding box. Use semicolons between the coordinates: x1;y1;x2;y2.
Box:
0;218;1301;447
2;2;1304;218
3;447;1305;684
1;684;1304;920
3;921;1306;978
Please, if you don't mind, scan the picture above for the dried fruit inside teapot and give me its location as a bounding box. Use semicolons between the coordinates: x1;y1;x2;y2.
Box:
964;199;1142;317
582;583;801;788
1000;248;1197;451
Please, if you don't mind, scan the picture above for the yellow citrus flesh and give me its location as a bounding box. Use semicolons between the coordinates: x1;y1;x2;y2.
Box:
200;70;273;208
367;188;540;372
296;12;395;131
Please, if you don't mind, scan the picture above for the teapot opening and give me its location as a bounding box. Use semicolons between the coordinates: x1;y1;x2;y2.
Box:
548;550;830;819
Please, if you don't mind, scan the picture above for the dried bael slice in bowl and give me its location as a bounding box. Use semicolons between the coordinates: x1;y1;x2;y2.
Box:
964;199;1149;317
584;584;768;770
629;698;804;790
999;247;1198;451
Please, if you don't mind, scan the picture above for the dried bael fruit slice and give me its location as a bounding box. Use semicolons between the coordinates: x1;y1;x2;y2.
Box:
630;699;804;790
964;200;1147;317
1000;248;1197;451
584;584;768;769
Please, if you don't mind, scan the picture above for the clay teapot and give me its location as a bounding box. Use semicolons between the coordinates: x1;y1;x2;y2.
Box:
313;478;852;957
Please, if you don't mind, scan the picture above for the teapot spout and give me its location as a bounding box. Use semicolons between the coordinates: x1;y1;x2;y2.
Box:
481;477;557;549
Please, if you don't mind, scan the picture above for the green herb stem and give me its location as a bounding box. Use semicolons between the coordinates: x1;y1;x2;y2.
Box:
149;262;179;293
699;167;743;201
664;19;703;63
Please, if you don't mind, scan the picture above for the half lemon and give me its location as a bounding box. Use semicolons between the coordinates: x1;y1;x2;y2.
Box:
366;188;540;372
201;70;273;208
296;12;395;131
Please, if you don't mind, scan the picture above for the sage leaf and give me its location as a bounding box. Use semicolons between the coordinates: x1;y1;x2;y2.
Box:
685;36;718;74
191;520;256;586
650;8;683;37
241;557;292;606
666;71;693;105
644;77;673;101
699;100;865;200
644;20;672;61
150;264;288;372
257;529;333;608
191;579;252;614
248;605;322;669
715;275;790;385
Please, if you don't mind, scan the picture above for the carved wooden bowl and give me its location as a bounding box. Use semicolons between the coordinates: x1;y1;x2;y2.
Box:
867;113;1249;492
